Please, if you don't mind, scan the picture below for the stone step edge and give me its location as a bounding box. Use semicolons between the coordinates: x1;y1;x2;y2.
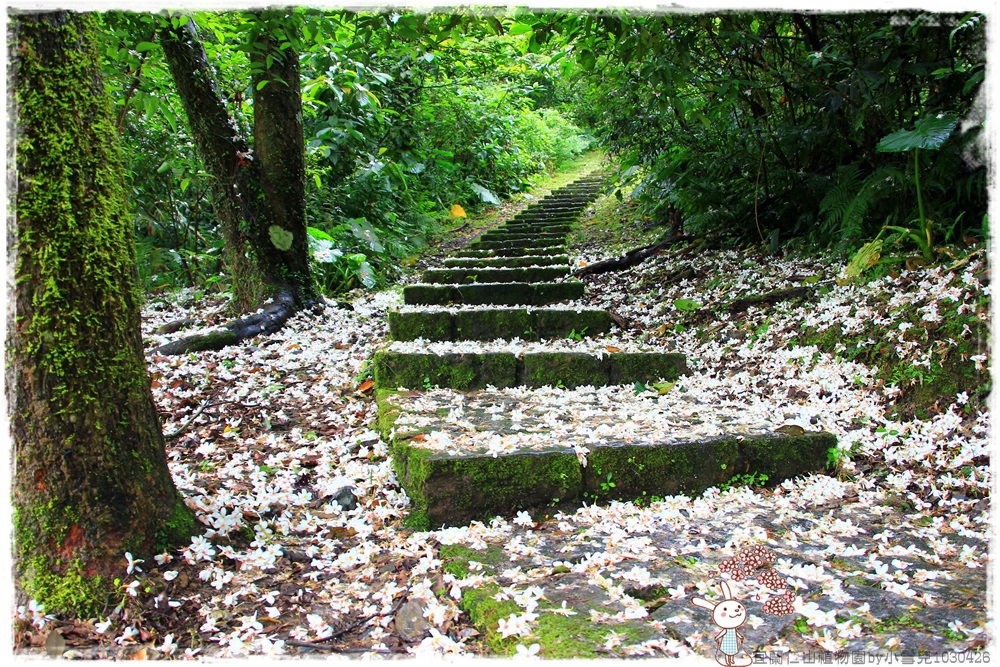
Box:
442;255;570;268
403;281;584;306
387;307;613;341
375;388;836;529
420;267;569;285
452;246;567;258
373;350;687;390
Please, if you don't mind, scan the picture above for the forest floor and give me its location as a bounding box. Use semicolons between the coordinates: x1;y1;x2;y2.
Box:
14;157;992;661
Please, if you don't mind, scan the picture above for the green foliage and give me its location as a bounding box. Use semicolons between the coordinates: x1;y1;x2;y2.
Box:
558;11;986;253
102;10;592;299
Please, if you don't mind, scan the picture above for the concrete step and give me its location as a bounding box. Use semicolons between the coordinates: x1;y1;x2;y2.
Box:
443;255;570;268
421;266;568;284
388;306;611;341
403;280;583;305
374;345;686;390
376;386;836;528
453;245;565;258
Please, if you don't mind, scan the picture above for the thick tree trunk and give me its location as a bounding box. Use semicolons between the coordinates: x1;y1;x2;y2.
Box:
156;13;316;354
10;11;198;617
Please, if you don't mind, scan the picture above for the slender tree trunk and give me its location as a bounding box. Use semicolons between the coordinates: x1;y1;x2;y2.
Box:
158;18;265;311
156;13;316;354
248;10;314;296
10;11;198;617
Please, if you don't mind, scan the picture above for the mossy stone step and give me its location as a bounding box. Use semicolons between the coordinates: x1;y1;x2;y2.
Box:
453;245;565;258
376;388;836;528
527;197;588;205
510;214;578;223
373;350;686;390
502;222;573;232
473;239;565;251
388;307;612;342
479;231;566;243
534;196;591;205
522;205;585;215
421;266;568;284
403;281;584;305
443;255;570;268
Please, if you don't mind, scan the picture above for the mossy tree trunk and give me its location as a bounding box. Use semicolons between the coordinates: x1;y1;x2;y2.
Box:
247;10;313;293
157;15;264;312
157;12;316;355
10;11;199;617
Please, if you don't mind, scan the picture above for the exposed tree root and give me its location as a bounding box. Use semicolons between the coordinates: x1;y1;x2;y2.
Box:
725;281;833;315
152;290;302;355
571;234;698;278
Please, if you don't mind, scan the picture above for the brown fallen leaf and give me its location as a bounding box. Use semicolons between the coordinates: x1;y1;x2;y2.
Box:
357;379;375;394
606;346;622;353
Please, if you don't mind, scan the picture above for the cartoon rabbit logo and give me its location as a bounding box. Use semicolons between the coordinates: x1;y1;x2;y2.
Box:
692;580;754;667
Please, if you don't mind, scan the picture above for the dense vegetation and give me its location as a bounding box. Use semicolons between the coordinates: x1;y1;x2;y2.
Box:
99;9;985;303
100;11;593;298
559;12;987;257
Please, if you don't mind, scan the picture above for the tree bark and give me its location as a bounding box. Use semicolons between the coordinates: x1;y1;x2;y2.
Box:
248;10;314;296
10;11;199;617
157;12;316;354
158;17;264;311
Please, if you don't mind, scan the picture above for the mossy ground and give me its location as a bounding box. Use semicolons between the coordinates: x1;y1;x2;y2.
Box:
795;286;989;420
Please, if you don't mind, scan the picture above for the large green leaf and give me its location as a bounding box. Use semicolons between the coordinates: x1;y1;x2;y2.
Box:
469;182;500;205
876;114;958;153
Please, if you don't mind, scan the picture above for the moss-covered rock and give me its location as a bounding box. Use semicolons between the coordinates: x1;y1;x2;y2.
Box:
472;238;567;251
454;308;534;340
453;245;565;259
394;443;583;528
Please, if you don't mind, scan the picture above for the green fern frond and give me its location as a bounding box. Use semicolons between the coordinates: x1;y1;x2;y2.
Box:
818;164;863;229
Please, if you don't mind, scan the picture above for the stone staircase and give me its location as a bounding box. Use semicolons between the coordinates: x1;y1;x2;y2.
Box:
375;174;835;530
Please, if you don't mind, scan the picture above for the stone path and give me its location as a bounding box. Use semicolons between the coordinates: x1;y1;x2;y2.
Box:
374;174;837;530
367;177;988;659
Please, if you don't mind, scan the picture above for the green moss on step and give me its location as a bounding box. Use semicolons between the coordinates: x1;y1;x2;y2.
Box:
388;310;453;341
417;450;582;526
740;432;835;479
584;439;741;500
608;352;688;384
455;309;533;341
534;310;612;338
373;351;518;390
524;352;607;388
